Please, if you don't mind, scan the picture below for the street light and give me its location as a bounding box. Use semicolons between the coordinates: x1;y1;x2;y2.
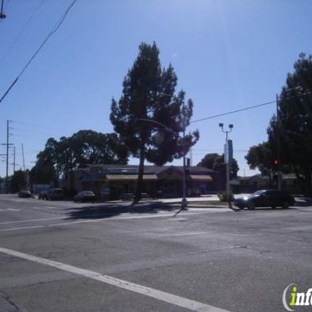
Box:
138;117;187;210
219;123;233;208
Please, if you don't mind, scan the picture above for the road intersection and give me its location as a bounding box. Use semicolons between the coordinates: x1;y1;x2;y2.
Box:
1;194;312;312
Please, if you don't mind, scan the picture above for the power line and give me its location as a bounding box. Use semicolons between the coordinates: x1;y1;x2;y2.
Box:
0;0;46;69
191;100;276;124
191;91;311;124
0;0;78;104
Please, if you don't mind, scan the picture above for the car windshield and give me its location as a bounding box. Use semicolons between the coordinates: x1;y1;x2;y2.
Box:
83;191;94;195
250;190;266;197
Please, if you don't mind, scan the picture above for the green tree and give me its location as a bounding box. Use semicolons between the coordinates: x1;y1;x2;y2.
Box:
267;53;312;194
30;138;58;185
55;131;128;174
10;169;27;193
197;153;239;179
245;142;275;184
30;131;128;186
110;42;199;203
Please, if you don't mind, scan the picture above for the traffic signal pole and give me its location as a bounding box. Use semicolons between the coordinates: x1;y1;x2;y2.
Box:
276;93;282;191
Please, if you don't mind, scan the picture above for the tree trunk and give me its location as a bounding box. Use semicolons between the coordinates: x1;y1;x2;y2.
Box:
133;147;145;204
304;170;312;196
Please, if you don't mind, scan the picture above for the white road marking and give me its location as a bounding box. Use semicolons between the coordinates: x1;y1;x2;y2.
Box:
0;208;20;212
0;247;231;312
0;216;64;225
146;231;212;237
0;211;210;233
0;226;44;232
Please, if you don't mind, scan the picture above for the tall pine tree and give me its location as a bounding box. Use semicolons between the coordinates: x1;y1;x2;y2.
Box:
265;53;312;194
110;42;199;203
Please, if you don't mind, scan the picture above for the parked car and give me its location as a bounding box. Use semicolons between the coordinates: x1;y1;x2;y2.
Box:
47;188;65;200
74;190;96;203
18;190;32;198
234;189;295;210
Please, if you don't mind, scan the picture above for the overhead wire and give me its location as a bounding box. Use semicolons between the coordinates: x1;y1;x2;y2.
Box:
0;0;78;104
191;91;311;124
191;100;276;124
0;0;46;69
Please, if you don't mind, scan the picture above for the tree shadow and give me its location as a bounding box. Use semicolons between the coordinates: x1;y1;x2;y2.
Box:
65;201;179;220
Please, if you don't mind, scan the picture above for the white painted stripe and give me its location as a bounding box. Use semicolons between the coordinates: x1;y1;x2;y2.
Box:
0;225;44;232
0;217;64;225
0;211;211;233
0;247;230;312
146;231;211;237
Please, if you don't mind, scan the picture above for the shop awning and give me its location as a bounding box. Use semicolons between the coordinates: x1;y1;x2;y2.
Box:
106;174;157;181
189;175;212;181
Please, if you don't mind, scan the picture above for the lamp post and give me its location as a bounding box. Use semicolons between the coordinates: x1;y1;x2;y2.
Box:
138;117;187;210
181;112;187;209
219;123;233;208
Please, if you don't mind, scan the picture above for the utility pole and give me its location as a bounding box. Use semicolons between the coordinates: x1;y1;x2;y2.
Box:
21;143;29;189
276;93;282;191
0;0;6;19
13;145;16;173
219;123;234;208
1;120;13;193
21;143;25;171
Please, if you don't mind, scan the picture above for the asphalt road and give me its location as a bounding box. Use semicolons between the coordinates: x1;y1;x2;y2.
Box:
0;194;312;312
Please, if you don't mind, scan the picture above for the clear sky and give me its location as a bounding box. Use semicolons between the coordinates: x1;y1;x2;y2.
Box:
0;0;312;178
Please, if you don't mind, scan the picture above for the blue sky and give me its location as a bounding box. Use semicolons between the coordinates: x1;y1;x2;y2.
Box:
0;0;312;178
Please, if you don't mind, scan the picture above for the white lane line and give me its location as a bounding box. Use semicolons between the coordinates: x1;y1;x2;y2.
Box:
0;226;44;232
0;211;208;233
0;216;64;225
0;247;230;312
146;231;211;237
0;208;20;212
0;215;178;232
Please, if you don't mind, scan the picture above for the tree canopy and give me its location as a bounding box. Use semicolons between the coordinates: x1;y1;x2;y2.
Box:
246;53;312;194
10;170;28;193
245;142;276;183
30;130;128;184
110;42;199;202
197;153;239;179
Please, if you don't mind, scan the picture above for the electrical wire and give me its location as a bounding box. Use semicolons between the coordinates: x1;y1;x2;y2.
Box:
191;100;276;124
0;0;46;69
191;92;311;124
0;0;78;104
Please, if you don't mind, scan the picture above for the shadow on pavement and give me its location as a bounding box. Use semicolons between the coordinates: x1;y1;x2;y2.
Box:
65;201;179;220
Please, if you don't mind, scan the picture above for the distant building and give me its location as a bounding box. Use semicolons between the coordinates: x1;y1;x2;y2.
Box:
236;173;302;194
62;164;217;200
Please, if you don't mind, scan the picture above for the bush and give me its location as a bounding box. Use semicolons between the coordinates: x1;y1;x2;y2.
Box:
218;190;234;202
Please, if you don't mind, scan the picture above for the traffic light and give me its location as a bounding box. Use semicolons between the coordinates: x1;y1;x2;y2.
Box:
274;159;278;166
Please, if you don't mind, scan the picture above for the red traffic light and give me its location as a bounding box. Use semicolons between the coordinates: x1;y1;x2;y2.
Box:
274;160;278;165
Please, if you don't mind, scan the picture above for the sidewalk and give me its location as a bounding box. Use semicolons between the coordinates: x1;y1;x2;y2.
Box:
127;195;229;209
